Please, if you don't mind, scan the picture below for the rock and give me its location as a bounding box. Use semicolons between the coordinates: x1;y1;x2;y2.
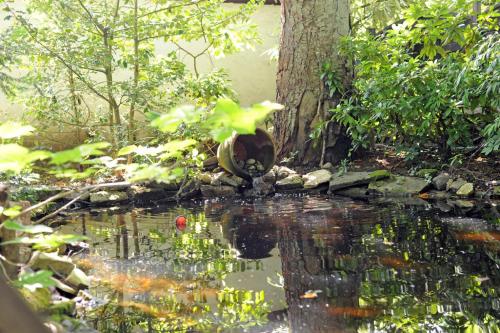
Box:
65;267;90;288
29;251;75;276
147;181;179;191
432;173;451;191
262;170;276;184
229;175;246;187
435;201;453;212
333;187;371;200
456;183;474;197
200;185;237;198
446;178;467;192
197;172;214;185
129;186;166;204
250;177;274;196
89;190;128;204
321;162;333;170
492;186;500;198
276;174;304;190
452;199;475;209
415;168;439;178
202;156;219;171
329;171;390;192
276;166;297;180
368;176;429;196
427;190;450;200
303;169;332;189
246;159;256;165
177;179;200;199
211;172;242;187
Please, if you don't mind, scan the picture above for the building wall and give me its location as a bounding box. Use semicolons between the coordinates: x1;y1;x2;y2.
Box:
0;4;281;121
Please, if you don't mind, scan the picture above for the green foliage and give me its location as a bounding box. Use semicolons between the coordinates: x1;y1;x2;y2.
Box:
14;270;57;292
332;0;500;158
152;99;281;143
2;219;53;234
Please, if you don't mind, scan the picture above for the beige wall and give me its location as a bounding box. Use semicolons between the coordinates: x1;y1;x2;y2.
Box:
0;3;281;124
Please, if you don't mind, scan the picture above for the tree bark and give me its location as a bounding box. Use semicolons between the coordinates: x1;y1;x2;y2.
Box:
274;0;352;166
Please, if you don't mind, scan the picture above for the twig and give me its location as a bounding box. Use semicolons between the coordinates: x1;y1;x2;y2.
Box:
35;192;87;225
19;182;130;219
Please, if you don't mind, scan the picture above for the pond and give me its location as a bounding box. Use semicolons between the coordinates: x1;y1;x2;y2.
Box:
58;195;500;333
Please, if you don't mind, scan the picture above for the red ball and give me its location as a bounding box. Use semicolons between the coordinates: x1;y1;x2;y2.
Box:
175;215;187;231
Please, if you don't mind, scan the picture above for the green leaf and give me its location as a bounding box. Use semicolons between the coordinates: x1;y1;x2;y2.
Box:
1;233;88;251
117;145;138;156
51;142;110;165
2;220;53;234
0;144;28;172
14;270;56;292
152;105;198;133
0;122;35;139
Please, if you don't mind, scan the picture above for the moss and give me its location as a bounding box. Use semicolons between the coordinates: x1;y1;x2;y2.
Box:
368;170;391;180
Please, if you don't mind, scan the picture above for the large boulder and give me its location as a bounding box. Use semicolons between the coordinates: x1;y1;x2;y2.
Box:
303;169;332;189
368;176;429;196
276;174;304;190
329;171;390;192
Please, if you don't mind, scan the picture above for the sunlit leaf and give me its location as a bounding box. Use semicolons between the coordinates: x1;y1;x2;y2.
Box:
117;145;138;156
14;270;56;292
0;122;35;139
2;220;53;234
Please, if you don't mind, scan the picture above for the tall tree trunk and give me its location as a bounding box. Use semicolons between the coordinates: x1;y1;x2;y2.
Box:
274;0;352;166
68;70;82;144
128;0;139;146
103;30;120;147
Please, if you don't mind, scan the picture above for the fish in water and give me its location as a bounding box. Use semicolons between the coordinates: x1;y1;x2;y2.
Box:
454;231;500;242
327;306;381;318
378;256;417;269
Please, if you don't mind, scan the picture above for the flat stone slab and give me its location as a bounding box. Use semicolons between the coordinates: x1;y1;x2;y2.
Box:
303;169;332;189
276;174;303;190
368;176;429;196
90;190;129;204
329;171;389;192
200;185;237;198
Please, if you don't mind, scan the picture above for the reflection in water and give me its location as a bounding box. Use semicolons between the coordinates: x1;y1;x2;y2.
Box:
59;196;500;332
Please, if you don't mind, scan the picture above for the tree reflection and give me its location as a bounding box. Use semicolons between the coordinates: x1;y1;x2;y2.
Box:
82;208;271;333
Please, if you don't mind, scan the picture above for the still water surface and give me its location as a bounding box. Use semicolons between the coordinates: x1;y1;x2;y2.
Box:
59;195;500;333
